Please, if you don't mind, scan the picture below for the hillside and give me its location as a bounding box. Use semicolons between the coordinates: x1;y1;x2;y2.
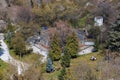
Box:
0;0;120;80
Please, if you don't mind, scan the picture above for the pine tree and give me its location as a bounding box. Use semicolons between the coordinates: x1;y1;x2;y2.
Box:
46;58;53;73
66;32;79;58
93;39;99;52
61;47;70;67
58;68;76;80
58;67;66;80
49;34;61;61
107;15;120;52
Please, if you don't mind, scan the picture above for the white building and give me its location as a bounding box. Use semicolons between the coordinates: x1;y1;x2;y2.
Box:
94;16;103;26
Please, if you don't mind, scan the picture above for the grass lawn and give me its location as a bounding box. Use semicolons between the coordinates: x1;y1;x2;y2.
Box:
43;70;60;80
4;40;104;79
0;59;6;71
70;51;104;79
71;51;103;68
42;51;104;80
9;49;42;64
4;40;42;64
0;60;7;79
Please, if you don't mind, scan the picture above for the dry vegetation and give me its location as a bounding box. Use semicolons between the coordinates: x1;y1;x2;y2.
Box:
70;52;120;80
40;51;120;80
0;0;120;80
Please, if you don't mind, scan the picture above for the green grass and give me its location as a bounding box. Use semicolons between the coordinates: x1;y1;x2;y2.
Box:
4;39;104;79
9;49;42;64
43;70;60;80
4;40;42;64
70;51;104;79
42;51;103;80
21;53;42;64
71;51;103;67
0;60;6;70
0;60;7;79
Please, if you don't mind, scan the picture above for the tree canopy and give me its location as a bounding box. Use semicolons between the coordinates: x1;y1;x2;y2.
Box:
11;33;26;56
65;32;79;58
49;34;61;61
107;15;120;52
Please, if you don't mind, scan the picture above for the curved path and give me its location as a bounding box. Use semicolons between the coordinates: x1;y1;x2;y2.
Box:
0;39;28;75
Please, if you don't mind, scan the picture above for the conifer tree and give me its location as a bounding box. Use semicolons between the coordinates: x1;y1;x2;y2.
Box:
46;58;53;73
107;15;120;52
61;47;70;67
93;39;99;52
58;67;66;80
58;68;76;80
66;32;79;58
49;34;61;61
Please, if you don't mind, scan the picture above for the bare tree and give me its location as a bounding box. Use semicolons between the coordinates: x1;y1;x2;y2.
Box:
17;7;32;23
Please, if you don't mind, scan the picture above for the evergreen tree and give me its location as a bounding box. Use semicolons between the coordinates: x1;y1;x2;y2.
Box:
93;39;99;52
88;27;101;39
58;68;76;80
107;15;120;52
61;47;70;67
49;34;61;61
46;58;53;73
58;67;66;80
66;32;79;58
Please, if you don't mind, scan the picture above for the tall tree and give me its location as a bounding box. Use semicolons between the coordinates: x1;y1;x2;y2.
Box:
11;33;26;57
49;34;61;61
107;15;120;52
61;47;70;67
58;67;76;80
46;58;53;73
66;32;79;58
88;26;101;39
58;67;66;80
